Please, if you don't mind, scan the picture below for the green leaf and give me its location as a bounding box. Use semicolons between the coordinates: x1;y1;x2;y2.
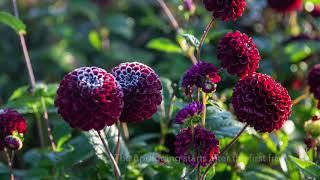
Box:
56;134;72;152
84;125;130;166
242;166;287;180
182;34;200;48
88;30;102;50
105;14;135;39
262;131;288;154
285;41;320;63
6;83;58;114
206;106;243;138
147;38;182;54
0;11;26;34
289;156;320;178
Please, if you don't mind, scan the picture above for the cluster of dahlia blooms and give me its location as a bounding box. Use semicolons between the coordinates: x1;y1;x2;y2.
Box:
175;77;220;166
308;64;320;109
0;109;27;151
182;61;221;95
267;0;302;13
55;62;162;131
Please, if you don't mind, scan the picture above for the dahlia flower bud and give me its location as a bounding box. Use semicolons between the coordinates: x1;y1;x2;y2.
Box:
55;67;124;131
304;134;318;151
267;0;302;13
304;117;320;137
308;64;320;100
0;109;27;151
175;126;219;167
112;62;162;123
184;0;195;13
202;0;246;21
175;101;203;124
182;61;221;95
4;135;23;151
218;31;261;78
232;73;292;133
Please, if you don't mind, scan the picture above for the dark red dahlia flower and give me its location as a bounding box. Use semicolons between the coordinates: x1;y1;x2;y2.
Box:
55;67;124;131
218;31;261;78
175;101;203;124
0;109;27;151
268;0;302;12
232;73;292;133
112;62;162;123
182;61;221;94
308;64;320;100
202;0;246;21
175;126;220;167
311;5;320;17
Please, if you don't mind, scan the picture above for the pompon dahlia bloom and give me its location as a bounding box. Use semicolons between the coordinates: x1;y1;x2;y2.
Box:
308;64;320;101
112;62;162;123
218;31;261;78
202;0;246;21
175;102;203;124
55;67;124;131
232;73;292;132
267;0;302;12
182;61;221;94
0;109;27;151
175;126;220;167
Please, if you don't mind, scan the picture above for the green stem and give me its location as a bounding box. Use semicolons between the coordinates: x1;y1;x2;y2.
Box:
4;148;14;180
197;18;215;61
96;130;121;179
201;124;249;180
41;97;56;151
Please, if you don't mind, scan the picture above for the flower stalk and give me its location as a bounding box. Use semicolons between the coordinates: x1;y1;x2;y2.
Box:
201;124;249;179
96;130;121;179
4;148;14;180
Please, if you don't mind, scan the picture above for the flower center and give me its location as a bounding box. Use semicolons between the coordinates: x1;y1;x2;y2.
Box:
115;67;141;91
77;68;104;89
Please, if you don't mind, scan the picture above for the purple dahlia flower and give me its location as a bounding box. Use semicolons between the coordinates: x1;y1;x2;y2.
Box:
175;126;220;167
175;102;203;124
112;62;162;123
182;61;221;94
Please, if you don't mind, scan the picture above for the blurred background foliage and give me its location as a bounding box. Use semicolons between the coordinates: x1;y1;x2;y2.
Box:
0;0;320;179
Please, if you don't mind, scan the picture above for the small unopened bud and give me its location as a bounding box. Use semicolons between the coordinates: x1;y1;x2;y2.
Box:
4;135;23;151
304;119;320;137
184;0;195;13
